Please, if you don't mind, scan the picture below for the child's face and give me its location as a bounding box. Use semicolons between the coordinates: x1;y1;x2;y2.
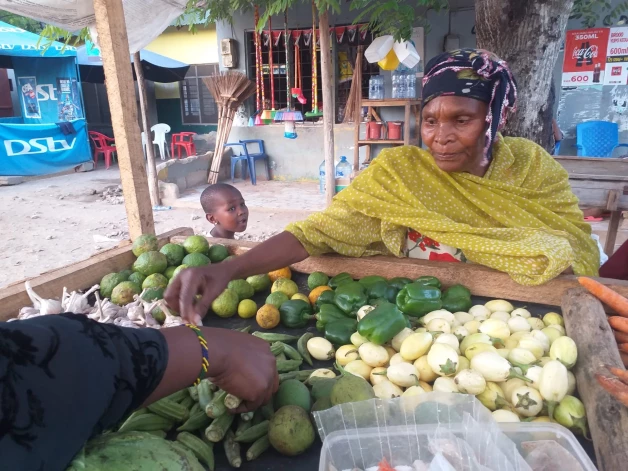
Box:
206;191;249;233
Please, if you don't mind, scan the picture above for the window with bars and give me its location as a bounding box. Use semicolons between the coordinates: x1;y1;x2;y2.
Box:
180;64;220;125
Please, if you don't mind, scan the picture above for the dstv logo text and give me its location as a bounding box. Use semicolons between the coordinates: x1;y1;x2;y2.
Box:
5;137;76;156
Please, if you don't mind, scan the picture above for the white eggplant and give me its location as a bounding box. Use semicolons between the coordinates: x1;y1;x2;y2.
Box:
463;320;481;335
457;356;470;372
25;281;63;315
454;369;486;395
464;343;497;361
414;356;438;382
358;343;389;367
549;336;578;369
402;385;427;397
538;360;569;418
543;312;564;327
479;319;511;342
357;304;375;320
527;317;545;331
419;380;433;392
308;368;336;380
496;348;511;359
400;332;433;361
344;360;372;380
391;327;414;352
508;348;537;368
536;356;553;367
500;378;527;400
511;386;543;417
508;316;531;334
389;353;409;366
477;382;507;411
387;362;420;387
372;380;403;399
350;331;369;347
470;351;530;383
567;371;576;396
469;304;491;317
460;332;493;355
414;327;427;333
434;333;460;352
529;330;551;355
307;337;335;361
511;308;531;319
426;318;451;334
433;376;459;393
517;335;544;360
485;299;514;313
490;311;512;323
542;327;562;345
524;365;543;390
554;395;588;436
492;410;520;422
427;343;459;376
453;326;470;342
453;312;474;325
421;310;454;326
547;324;566;336
370;366;388;385
335;345;360;366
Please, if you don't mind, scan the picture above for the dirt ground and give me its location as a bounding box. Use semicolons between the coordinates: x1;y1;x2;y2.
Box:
0;166;323;289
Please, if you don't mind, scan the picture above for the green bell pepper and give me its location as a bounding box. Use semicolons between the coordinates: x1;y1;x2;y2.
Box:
315;290;336;311
414;276;442;289
316;320;326;332
324;318;358;346
358;275;388;289
315;303;347;325
441;284;472;313
279;300;314;328
328;272;354;289
333;282;368;315
389;277;413;290
385;285;400;304
396;282;442;317
366;280;389;301
356;301;407;345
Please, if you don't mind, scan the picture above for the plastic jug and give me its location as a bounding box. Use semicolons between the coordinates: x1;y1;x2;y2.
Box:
335;156;352;178
318;160;326;194
365;35;394;63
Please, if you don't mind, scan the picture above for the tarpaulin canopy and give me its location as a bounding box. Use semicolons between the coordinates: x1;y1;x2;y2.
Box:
0;21;76;68
76;45;189;83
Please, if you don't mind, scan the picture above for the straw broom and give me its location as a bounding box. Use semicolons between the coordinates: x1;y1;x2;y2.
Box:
203;72;256;184
342;45;364;124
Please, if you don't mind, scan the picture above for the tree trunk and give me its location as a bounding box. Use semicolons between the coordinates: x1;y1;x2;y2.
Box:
475;0;574;151
319;8;336;205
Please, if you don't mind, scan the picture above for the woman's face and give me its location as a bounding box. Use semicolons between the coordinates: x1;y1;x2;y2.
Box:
421;96;490;176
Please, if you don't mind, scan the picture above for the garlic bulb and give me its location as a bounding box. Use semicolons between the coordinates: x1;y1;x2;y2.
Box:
25;281;63;315
62;285;100;314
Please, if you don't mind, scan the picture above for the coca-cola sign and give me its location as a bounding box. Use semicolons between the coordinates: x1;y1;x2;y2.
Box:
563;28;610;86
572;44;598;60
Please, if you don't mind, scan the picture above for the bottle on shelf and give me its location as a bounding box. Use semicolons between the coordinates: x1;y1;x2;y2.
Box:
318;160;326;194
335;156;352;178
368;77;377;100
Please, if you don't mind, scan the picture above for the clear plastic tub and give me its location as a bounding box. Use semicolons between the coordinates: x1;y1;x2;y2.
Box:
314;394;596;471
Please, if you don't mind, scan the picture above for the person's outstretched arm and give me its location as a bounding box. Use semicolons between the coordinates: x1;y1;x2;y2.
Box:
0;314;277;471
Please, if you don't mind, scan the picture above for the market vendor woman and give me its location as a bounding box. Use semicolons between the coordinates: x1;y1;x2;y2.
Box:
167;48;602;324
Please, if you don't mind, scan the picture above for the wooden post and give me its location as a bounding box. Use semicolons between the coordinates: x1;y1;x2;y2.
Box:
93;0;155;238
562;288;628;471
133;52;161;206
318;9;335;206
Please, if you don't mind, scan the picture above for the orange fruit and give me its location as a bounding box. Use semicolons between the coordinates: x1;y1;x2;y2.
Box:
268;267;291;282
308;285;333;305
256;304;280;329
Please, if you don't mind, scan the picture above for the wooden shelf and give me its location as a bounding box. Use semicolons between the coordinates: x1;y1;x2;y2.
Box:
358;139;404;144
362;99;422;106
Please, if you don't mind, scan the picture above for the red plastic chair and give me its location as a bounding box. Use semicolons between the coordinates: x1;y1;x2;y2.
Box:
171;132;197;159
88;131;117;169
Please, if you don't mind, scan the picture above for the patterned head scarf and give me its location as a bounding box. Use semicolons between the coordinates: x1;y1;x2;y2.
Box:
422;48;517;158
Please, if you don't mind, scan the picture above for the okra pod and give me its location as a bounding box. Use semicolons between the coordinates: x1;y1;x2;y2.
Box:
189;402;201;416
278;342;303;361
164;389;189;403
240;411;254;422
147;398;189;422
223;430;242;468
252;332;300;343
276;352;288;362
251;410;264;425
224;393;243;410
176;408;212;432
276;359;302;373
279;369;316;383
205;413;235;442
205;390;228;418
270;342;284;356
118;413;174;433
177;431;215;470
260;402;274;420
187;385;199;402
197;379;214;410
236;417;253;435
118;407;148;430
145;430;167;438
234;420;269;443
246;435;270;461
179;395;195;410
236;325;252;334
298;333;315;366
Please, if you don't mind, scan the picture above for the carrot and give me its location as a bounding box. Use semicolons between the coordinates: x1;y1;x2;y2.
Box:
614;331;628;344
378;459;395;471
606;365;628;386
596;374;628;407
578;277;628;317
609;316;628;334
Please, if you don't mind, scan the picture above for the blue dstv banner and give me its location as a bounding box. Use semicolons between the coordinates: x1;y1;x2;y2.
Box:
0;120;91;176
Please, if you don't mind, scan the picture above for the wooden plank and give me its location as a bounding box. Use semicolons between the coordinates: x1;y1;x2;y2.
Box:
605;210;623;256
358;140;404;144
0;228;193;322
93;0;154;239
169;236;628;307
556;156;628;178
570;184;628;209
562;288;628;471
362;99;422;106
318;8;335;207
404;102;411;145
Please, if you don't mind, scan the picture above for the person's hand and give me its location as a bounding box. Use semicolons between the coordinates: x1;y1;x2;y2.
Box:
164;264;236;324
205;328;279;412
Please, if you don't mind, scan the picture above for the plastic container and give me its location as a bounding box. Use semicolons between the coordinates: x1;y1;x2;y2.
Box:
394;40;421;68
335;156;352;178
365;35;394;63
318;160;325;194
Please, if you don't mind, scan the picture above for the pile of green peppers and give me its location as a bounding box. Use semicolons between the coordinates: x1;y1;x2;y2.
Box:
395;276;472;318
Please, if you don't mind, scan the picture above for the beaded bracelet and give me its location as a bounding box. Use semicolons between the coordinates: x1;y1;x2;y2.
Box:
185;323;209;386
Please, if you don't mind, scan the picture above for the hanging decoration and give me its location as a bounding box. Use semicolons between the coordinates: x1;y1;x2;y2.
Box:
261;16;276;121
305;1;322;118
335;26;346;44
302;29;313;47
253;6;262;113
291;29;303;47
346;25;358;44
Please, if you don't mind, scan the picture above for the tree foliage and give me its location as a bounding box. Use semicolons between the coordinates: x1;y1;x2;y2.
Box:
571;0;628;28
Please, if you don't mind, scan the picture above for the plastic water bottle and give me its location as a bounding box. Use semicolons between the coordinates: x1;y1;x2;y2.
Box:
368;77;377;100
376;76;384;99
407;66;416;99
392;71;399;99
319;160;326;194
335;156;352;178
398;66;407;99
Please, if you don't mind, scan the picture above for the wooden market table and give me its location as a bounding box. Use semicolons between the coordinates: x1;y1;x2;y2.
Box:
2;229;628;470
556;156;628;256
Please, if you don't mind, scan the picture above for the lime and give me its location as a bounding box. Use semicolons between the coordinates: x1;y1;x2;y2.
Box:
132;234;159;257
238;299;258;319
308;271;330;290
208;244;230;263
246;274;272;293
141;287;164;302
160;243;186;266
228;279;255;301
211;289;239;318
142;273;168;290
128;272;146;286
133;251;168;276
292;293;311;305
182;253;211;267
118;269;133;281
266;291;289;309
164;266;177;279
183;235;209;254
170;264;189;280
100;272;125;299
111;281;141;305
271;278;299;298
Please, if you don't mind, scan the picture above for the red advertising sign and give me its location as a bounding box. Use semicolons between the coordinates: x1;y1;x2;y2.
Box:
562;28;609;86
604;27;628;85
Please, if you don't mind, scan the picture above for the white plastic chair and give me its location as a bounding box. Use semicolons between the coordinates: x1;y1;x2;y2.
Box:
142;124;171;160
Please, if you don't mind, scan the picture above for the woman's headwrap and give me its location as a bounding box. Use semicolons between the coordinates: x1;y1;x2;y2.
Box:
422;48;518;158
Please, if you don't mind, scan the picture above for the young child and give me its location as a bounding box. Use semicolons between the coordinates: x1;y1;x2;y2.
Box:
200;183;249;239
